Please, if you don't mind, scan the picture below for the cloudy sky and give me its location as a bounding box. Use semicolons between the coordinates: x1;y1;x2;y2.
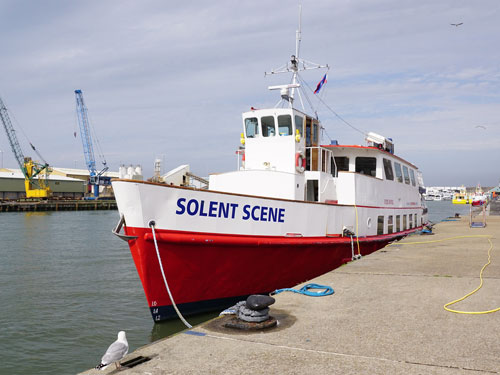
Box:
0;0;499;187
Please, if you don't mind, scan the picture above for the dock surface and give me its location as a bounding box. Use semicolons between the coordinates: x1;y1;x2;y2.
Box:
81;213;500;374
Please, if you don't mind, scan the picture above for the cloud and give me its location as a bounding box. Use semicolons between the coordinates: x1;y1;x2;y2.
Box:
0;0;499;186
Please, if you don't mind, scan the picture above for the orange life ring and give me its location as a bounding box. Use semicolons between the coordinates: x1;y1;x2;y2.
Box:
295;152;306;173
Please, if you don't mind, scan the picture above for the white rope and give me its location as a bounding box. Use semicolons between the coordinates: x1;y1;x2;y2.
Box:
149;220;192;328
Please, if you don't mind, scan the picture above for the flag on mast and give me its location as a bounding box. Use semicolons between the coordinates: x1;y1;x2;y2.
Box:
314;73;328;94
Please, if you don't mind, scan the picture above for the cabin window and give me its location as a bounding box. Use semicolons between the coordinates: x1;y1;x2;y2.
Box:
383;158;394;181
331;156;349;176
355;157;376;177
410;169;416;186
394;162;403;183
396;215;401;232
403;166;410;184
388;215;393;234
409;213;413;229
261;116;276;137
245;117;259;138
321;149;329;173
403;215;407;230
278;115;292;136
377;216;384;235
295;115;303;137
313;123;319;144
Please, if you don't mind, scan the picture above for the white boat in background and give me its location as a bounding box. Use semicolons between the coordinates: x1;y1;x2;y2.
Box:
112;15;428;322
471;183;488;206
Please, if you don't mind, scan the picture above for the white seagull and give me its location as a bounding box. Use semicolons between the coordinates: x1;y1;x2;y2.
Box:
95;331;129;371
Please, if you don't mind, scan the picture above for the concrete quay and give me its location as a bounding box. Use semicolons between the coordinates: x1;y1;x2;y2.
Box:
81;213;500;374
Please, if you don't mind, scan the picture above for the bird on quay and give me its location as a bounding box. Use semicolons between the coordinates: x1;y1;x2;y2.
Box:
95;331;129;371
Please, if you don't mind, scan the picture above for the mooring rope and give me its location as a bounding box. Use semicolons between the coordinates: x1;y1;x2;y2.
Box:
149;220;192;328
271;283;334;297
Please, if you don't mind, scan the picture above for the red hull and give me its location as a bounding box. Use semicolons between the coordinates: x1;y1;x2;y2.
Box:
124;226;416;321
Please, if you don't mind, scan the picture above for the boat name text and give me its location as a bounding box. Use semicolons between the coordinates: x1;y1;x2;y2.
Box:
175;198;285;223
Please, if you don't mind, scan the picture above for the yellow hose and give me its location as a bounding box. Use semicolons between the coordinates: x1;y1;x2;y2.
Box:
391;235;498;314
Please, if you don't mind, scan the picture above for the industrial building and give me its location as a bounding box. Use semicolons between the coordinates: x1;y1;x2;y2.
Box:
0;167;119;200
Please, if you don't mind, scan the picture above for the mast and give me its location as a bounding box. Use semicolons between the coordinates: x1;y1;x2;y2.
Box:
265;5;328;111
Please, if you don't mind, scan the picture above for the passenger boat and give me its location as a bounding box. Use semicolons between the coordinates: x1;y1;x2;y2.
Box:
111;22;428;322
471;183;487;206
452;186;470;204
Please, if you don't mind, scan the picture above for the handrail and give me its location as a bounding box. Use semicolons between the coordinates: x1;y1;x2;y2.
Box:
112;214;138;241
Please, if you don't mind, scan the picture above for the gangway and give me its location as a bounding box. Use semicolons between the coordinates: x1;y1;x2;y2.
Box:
470;204;487;228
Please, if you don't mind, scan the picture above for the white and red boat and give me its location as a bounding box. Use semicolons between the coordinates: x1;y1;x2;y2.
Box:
112;23;428;322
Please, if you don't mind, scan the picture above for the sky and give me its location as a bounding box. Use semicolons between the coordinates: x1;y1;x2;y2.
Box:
0;0;499;187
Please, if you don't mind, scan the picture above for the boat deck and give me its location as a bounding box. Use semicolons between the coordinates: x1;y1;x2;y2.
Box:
80;206;500;374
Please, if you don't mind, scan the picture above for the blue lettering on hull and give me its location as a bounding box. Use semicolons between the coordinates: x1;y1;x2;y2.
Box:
175;198;285;223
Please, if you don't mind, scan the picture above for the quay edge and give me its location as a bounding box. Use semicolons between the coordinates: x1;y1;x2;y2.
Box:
0;199;117;212
79;207;500;374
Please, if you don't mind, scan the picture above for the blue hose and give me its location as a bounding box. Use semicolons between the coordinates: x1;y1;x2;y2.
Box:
271;283;334;297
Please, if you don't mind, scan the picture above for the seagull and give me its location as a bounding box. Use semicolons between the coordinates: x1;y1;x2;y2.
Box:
450;22;463;27
95;331;129;371
475;125;487;129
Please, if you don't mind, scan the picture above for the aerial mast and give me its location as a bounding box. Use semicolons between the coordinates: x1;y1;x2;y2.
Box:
264;5;328;111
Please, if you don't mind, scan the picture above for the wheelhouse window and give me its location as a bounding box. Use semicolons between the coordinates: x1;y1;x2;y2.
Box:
261;116;276;137
403;166;410;184
355;157;377;177
331;156;349;176
377;216;384;235
383;158;394;181
245;117;259;138
278;115;292;136
410;169;416;186
394;162;403;183
321;149;329;173
295;115;303;137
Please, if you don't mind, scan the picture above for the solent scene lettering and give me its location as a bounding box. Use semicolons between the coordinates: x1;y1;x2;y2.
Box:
175;198;285;223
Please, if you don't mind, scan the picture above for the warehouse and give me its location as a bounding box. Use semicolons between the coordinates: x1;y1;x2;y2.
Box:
0;167;119;200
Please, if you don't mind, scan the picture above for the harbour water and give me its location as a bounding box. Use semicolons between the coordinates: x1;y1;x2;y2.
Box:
0;202;471;374
0;211;215;375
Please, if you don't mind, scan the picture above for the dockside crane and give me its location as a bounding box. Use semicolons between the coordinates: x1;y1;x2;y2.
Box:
0;95;51;198
74;89;110;198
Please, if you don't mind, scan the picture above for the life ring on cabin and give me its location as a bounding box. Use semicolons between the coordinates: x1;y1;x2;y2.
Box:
295;152;306;173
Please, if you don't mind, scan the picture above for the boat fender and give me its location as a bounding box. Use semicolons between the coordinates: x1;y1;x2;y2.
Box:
295;129;301;142
295;152;306;173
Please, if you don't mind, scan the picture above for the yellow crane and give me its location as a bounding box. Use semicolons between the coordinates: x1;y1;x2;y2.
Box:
0;96;52;198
